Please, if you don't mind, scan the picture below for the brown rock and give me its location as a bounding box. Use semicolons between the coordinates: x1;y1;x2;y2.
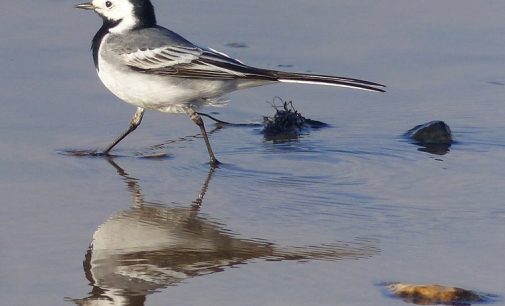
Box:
388;283;484;305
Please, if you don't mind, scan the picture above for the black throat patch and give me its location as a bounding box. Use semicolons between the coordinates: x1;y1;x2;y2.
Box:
91;18;122;70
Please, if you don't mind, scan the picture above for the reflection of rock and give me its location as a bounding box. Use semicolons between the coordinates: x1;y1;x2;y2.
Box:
71;158;379;306
406;121;453;155
388;283;486;305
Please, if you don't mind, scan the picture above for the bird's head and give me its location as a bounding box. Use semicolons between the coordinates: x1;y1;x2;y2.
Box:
75;0;156;33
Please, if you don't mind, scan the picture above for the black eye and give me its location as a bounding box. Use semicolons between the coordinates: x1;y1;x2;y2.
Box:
105;1;112;8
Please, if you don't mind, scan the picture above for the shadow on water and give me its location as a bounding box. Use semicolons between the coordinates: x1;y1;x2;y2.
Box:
68;158;379;306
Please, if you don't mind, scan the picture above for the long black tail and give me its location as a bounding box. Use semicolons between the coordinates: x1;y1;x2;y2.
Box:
271;70;386;92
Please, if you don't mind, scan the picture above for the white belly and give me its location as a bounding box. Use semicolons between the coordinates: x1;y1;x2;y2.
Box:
98;59;237;113
97;38;238;113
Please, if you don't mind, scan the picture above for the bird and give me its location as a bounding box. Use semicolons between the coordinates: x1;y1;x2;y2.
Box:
75;0;385;166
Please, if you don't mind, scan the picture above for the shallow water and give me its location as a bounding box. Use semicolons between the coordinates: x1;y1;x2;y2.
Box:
1;1;505;305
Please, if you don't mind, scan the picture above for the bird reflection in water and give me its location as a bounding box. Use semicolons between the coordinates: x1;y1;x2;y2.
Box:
70;158;379;306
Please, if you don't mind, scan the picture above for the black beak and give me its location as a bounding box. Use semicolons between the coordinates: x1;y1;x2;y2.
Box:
75;2;95;10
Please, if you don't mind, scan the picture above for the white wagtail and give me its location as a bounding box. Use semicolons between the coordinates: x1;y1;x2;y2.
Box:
75;0;385;166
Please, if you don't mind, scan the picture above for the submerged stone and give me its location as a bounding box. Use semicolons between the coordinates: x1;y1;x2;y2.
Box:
406;121;453;145
388;283;486;305
406;121;453;155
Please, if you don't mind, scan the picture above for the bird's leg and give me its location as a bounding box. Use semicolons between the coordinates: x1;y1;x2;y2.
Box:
103;107;145;155
187;109;220;166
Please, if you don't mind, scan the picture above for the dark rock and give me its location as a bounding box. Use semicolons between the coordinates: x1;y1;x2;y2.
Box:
406;121;453;155
407;121;453;145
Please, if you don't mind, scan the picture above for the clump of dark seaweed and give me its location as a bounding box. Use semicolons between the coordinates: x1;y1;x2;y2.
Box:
263;100;305;135
262;98;327;139
195;98;327;142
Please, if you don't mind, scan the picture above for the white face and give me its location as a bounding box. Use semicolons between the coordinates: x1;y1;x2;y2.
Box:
91;0;138;33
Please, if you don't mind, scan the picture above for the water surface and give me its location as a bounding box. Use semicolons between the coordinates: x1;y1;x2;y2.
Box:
1;1;505;305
